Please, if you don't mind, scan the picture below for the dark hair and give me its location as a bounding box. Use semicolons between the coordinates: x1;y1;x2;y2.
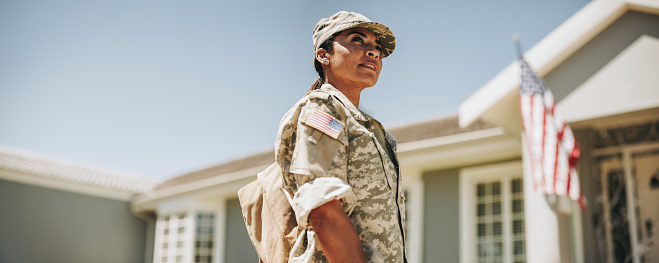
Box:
309;34;337;92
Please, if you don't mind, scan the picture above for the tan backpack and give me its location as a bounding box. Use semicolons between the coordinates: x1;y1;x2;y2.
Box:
238;162;300;262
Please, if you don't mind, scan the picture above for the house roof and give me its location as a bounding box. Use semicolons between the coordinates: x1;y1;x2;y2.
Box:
459;0;659;130
388;115;494;144
0;145;157;197
155;150;275;191
153;114;495;192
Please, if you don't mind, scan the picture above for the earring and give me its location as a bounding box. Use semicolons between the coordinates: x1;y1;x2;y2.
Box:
323;59;329;64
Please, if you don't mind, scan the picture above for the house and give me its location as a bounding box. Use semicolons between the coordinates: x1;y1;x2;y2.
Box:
2;0;658;262
0;145;157;263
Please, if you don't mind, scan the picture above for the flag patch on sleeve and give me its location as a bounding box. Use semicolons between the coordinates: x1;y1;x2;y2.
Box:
306;110;344;140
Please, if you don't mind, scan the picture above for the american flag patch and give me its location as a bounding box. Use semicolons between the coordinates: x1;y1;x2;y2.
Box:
306;110;344;139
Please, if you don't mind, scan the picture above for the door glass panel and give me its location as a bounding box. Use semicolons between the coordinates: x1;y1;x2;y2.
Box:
632;149;659;262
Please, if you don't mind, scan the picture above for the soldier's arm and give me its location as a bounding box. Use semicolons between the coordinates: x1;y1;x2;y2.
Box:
309;199;367;263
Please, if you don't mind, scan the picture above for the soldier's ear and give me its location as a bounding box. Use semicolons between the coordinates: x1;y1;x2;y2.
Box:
316;49;330;65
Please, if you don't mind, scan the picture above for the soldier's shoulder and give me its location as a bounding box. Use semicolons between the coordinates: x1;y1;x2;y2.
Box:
301;90;346;112
307;89;331;101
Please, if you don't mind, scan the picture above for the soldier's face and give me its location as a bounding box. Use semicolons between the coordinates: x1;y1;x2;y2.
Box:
325;28;383;89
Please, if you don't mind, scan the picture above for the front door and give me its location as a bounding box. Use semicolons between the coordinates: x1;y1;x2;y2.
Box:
597;145;659;263
632;148;659;262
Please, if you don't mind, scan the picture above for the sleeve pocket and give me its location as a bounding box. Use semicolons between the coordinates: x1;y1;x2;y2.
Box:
300;108;347;146
290;119;344;182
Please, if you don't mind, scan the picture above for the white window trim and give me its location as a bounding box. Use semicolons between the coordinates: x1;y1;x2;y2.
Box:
459;161;523;263
215;198;227;263
402;168;425;263
153;216;165;263
184;211;195;263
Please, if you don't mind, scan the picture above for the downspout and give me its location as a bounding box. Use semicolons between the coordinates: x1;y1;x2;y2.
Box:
131;199;157;263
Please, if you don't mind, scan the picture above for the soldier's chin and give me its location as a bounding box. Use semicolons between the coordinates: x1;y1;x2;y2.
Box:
364;78;379;88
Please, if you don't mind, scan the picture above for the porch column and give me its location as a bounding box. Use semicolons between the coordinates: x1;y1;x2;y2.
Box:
522;139;573;263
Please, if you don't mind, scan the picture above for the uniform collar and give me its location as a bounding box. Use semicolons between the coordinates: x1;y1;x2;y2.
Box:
320;84;373;122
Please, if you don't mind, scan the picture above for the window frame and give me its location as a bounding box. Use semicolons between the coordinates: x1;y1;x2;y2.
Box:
153;212;195;263
460;161;524;263
153;209;221;263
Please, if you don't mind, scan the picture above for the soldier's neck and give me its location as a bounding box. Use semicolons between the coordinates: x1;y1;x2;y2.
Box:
326;82;365;108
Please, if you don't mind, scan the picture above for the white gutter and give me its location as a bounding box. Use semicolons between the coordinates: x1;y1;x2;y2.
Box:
131;164;270;211
397;127;507;153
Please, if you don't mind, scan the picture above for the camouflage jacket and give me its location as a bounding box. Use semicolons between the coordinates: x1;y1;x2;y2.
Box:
275;84;407;262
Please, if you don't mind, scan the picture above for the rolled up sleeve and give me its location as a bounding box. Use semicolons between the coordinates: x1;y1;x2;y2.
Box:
292;177;357;228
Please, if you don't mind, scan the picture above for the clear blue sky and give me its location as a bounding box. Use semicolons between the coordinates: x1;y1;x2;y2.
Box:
0;0;591;181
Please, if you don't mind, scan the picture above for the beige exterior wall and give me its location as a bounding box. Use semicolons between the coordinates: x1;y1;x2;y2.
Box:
0;179;149;263
224;198;258;262
422;168;460;263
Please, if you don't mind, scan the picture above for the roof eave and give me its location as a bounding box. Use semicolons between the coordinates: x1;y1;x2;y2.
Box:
0;168;142;201
131;163;270;212
0;145;156;200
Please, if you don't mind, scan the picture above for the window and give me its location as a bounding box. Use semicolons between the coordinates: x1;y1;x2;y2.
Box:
461;162;526;263
194;213;215;263
154;212;217;263
154;213;190;263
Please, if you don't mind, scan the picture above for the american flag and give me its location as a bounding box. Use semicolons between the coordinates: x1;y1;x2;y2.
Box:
306;110;343;139
518;49;586;209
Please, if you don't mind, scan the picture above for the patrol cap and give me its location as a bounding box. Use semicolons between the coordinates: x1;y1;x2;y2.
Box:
313;11;396;58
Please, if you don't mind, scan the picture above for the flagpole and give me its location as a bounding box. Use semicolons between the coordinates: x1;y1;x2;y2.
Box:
513;33;522;59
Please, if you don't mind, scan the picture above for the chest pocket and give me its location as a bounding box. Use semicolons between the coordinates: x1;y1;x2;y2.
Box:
370;133;397;190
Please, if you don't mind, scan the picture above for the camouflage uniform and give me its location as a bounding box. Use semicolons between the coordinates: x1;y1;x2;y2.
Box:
275;84;407;262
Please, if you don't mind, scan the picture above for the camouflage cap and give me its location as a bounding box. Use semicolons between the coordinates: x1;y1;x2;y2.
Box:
313;11;395;58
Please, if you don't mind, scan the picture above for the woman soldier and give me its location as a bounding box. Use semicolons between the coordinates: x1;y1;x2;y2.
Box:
275;11;406;262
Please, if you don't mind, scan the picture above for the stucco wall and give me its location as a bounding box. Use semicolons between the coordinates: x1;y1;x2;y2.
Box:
0;179;147;263
423;168;460;263
224;198;258;262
